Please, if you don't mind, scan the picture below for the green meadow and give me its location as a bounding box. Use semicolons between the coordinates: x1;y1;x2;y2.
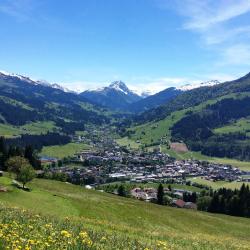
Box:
214;118;250;136
0;121;59;138
188;177;249;190
40;142;91;159
0;176;250;249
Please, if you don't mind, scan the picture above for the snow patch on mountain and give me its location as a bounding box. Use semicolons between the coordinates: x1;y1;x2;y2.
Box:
176;80;220;91
131;89;153;98
0;70;74;93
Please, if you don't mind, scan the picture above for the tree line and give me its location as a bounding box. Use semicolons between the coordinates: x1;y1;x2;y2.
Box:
5;132;71;151
0;137;41;170
197;184;250;217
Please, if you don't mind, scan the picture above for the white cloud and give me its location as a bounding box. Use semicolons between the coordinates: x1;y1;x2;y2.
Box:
161;0;250;67
178;0;250;30
204;25;250;45
171;0;250;44
128;77;193;94
218;44;250;66
0;0;37;21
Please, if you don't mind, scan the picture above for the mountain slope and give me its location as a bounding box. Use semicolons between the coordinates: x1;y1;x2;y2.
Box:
0;72;110;128
171;93;250;160
0;177;249;250
127;80;220;113
81;81;142;111
135;73;250;123
125;72;250;161
128;87;182;113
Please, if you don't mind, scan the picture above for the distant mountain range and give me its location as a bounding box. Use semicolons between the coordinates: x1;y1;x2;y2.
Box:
80;79;221;112
0;70;222;114
0;71;74;93
0;71;110;128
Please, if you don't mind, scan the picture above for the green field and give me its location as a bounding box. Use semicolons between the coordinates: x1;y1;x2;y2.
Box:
0;176;250;249
0;95;34;111
40;142;91;159
214;118;250;136
0;124;21;138
128;109;187;146
116;137;141;149
0;121;59;138
188;177;249;190
21;121;59;135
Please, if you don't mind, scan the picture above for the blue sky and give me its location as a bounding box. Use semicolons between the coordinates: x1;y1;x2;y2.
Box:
0;0;250;93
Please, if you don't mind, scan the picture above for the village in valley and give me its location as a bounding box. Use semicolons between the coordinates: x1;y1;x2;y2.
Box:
38;125;250;210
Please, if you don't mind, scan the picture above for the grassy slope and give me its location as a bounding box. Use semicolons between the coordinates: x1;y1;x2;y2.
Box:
128;109;186;145
0;95;34;111
128;93;244;146
0;121;59;138
188;177;250;190
0;124;21;138
0;177;249;249
115;137;141;149
40;142;91;159
214;117;250;136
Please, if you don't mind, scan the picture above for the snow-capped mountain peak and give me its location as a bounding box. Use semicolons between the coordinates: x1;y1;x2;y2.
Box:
109;81;131;95
81;80;142;110
176;80;220;91
0;70;36;84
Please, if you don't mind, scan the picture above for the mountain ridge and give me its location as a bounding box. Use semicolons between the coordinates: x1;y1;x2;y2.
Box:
80;81;142;111
0;71;110;128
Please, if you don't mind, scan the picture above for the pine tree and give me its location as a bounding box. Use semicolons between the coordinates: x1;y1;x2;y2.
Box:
157;184;164;205
118;185;126;197
0;137;8;170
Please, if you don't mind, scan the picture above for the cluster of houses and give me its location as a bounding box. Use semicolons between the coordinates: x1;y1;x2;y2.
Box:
130;187;197;209
39;124;249;191
40;128;248;187
107;158;245;183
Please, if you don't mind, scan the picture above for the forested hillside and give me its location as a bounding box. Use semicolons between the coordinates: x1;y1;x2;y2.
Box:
135;72;250;124
0;72;110;127
171;95;250;160
123;72;250;161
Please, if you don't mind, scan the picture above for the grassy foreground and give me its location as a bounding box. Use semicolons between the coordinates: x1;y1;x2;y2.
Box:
0;176;250;249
